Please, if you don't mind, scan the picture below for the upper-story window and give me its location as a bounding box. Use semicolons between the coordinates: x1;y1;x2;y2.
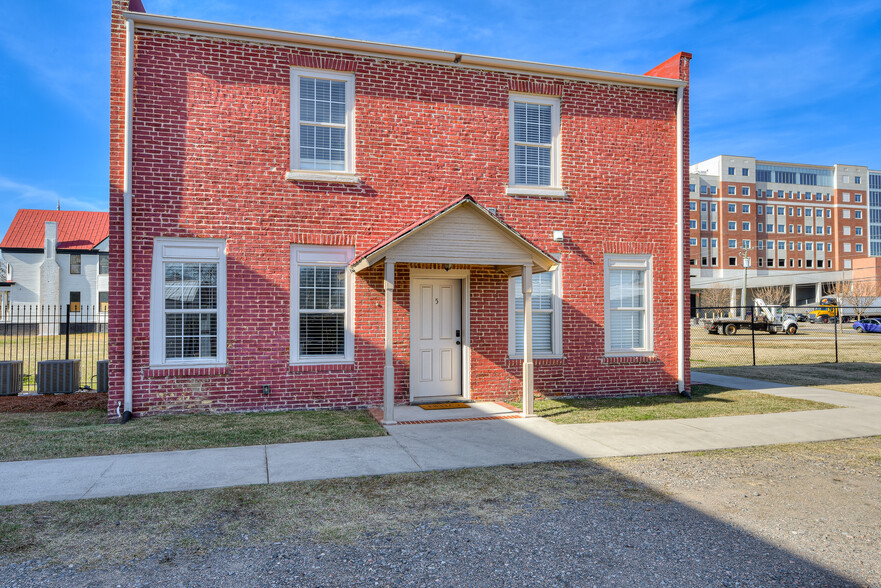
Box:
727;167;735;175
69;254;82;275
289;69;356;180
742;168;749;176
99;253;109;275
508;95;561;193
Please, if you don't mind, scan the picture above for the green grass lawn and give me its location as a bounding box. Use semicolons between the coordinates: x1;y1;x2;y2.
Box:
699;363;881;398
0;409;386;462
513;384;835;424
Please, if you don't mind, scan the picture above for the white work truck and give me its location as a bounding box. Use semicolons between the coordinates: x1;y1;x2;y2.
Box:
701;298;799;336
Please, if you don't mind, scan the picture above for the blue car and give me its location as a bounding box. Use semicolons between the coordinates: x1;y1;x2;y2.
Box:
853;318;881;333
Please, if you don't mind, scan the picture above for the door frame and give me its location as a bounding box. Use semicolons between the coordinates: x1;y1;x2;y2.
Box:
409;268;471;403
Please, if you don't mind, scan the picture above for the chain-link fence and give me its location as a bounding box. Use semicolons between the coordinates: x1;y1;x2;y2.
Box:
691;305;881;368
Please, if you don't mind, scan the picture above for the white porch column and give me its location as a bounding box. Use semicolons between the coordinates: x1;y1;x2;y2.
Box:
382;261;396;424
521;265;534;417
789;283;797;307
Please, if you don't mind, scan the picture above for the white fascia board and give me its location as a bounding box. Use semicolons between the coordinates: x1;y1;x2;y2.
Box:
123;12;685;91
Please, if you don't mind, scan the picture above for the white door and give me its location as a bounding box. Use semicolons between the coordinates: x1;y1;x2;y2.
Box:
410;278;462;399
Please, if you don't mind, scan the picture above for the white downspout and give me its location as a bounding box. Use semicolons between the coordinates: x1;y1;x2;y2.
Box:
123;17;134;417
676;85;685;394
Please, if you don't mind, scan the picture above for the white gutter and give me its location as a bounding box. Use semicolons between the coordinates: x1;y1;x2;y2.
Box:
122;11;686;91
123;17;134;416
676;85;685;394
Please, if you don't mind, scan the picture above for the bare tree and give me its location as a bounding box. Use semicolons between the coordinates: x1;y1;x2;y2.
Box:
842;279;881;321
699;286;731;318
825;280;852;332
753;285;788;307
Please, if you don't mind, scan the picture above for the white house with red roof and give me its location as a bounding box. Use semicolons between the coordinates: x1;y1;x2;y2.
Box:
0;210;110;314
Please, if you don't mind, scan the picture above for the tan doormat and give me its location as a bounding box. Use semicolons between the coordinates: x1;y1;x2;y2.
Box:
419;402;470;410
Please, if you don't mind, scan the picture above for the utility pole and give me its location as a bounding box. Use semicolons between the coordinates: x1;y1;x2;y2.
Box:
739;245;751;319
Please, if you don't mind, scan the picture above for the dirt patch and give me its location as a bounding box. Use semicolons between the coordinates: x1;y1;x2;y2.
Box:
0;392;107;413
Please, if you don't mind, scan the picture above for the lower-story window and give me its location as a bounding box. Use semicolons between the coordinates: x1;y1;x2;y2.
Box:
291;245;354;364
150;238;226;366
508;267;562;357
604;254;652;355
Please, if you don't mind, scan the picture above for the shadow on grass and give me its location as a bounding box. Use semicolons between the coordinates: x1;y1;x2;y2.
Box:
699;362;881;388
536;385;736;419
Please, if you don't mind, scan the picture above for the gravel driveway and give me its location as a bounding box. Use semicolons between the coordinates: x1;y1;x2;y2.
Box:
2;437;878;587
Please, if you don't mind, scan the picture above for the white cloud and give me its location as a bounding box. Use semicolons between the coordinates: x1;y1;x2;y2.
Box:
0;177;103;213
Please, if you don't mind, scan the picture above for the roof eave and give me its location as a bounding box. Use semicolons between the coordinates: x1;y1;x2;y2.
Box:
122;12;686;90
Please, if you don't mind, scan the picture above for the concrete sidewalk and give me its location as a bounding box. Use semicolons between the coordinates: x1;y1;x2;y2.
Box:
2;372;880;506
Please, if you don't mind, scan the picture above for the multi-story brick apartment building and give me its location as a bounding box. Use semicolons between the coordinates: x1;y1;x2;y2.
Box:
689;155;877;306
109;1;691;421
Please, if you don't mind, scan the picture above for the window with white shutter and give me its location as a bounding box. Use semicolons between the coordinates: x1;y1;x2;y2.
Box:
290;245;354;364
507;94;562;195
604;255;653;355
508;267;562;357
150;238;227;367
289;69;355;178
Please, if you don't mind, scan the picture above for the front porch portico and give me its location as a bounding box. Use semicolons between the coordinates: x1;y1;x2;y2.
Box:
350;195;558;424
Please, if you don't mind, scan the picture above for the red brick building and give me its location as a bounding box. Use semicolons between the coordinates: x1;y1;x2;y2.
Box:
689;156;873;306
109;1;691;420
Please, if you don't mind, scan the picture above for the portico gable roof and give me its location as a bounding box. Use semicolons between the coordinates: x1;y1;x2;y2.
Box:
350;195;557;276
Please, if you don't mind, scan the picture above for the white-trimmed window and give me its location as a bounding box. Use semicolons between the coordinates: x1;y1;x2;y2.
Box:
509;268;562;357
604;255;652;355
150;238;226;367
290;245;354;364
289;69;356;180
507;94;562;194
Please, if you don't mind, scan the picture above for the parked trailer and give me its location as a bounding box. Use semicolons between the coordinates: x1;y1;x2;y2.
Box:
701;299;798;336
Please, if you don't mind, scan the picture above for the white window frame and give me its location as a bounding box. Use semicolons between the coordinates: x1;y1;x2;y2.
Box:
290;244;355;365
603;254;653;356
150;238;227;368
287;69;357;183
508;266;563;358
506;93;563;197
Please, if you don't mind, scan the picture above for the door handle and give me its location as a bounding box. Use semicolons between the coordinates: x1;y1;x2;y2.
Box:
455;340;461;345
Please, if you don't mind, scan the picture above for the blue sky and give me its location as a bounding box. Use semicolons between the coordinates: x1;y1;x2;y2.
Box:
1;0;880;239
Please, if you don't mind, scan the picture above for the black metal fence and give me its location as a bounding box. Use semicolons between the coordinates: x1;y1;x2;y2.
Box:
0;305;108;394
691;305;881;368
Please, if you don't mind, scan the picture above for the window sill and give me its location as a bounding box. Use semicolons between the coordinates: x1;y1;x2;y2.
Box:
505;186;568;198
507;355;564;361
289;362;355;372
285;170;360;184
600;354;659;365
145;365;227;378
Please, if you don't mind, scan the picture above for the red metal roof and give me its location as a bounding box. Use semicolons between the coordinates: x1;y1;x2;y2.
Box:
0;210;109;251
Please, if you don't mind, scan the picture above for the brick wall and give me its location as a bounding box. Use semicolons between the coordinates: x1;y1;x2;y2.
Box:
109;10;690;415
